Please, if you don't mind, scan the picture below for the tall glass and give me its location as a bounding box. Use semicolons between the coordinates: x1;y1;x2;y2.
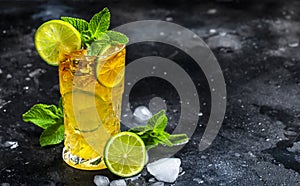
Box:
59;45;125;170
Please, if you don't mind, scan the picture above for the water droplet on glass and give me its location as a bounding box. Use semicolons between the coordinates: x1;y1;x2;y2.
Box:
177;31;182;35
127;82;132;86
163;72;167;75
211;88;215;92
160;32;165;36
152;66;156;70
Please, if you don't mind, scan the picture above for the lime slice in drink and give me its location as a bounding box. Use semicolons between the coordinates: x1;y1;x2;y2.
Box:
34;20;81;66
104;132;146;177
95;46;125;88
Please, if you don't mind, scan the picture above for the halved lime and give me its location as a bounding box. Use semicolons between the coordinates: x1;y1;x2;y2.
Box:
34;20;81;66
104;132;146;177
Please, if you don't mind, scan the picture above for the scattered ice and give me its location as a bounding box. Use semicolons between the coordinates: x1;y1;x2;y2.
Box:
23;86;29;90
209;29;217;34
220;32;227;36
3;141;19;149
207;34;242;50
287;142;300;153
288;41;299;48
200;155;207;160
234;153;241;157
133;106;153;124
207;9;217;14
94;175;110;186
0;183;10;186
125;174;141;182
150;182;164;186
110;179;126;186
193;178;204;184
148;177;156;183
29;68;46;78
147;158;181;183
165;17;173;21
25;77;31;81
6;74;12;79
23;63;33;68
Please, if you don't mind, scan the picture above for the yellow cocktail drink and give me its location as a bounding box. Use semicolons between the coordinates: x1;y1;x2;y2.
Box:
59;45;125;170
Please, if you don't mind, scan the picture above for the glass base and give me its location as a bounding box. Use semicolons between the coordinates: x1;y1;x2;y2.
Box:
62;147;106;170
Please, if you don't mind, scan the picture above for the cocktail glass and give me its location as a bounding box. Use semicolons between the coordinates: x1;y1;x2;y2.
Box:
59;45;125;170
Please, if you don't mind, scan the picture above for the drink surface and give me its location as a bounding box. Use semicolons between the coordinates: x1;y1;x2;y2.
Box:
59;46;125;170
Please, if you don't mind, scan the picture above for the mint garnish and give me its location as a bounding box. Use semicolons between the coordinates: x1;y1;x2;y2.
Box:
61;7;128;51
88;7;110;38
60;17;88;34
129;110;189;150
22;100;64;147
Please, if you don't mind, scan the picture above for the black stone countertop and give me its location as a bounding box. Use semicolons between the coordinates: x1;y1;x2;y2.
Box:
1;0;300;185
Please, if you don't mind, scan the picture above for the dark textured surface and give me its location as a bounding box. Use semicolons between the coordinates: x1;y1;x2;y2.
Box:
1;0;300;185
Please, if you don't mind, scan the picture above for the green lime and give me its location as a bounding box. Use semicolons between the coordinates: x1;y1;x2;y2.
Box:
34;20;81;66
104;132;146;177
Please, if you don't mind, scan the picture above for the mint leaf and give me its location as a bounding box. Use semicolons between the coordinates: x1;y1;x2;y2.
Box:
147;110;167;130
40;124;64;147
88;8;110;39
129;126;150;136
168;134;189;145
61;17;88;34
106;31;129;45
23;102;65;147
130;109;189;150
22;104;62;129
87;33;110;56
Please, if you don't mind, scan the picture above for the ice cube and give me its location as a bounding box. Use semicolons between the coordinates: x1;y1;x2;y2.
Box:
133;106;152;124
150;182;164;186
110;179;126;186
3;141;18;149
94;175;110;186
147;158;181;183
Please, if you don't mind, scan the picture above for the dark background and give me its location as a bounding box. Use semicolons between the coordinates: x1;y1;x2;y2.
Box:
1;0;300;185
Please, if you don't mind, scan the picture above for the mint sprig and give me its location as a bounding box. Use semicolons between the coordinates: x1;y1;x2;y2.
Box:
22;100;64;147
61;7;128;50
129;110;189;150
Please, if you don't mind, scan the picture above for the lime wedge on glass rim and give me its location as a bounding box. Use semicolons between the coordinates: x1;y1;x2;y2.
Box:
104;132;146;177
34;20;81;65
